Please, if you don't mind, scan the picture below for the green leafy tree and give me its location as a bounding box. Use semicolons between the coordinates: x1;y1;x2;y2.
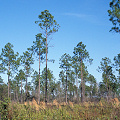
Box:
28;33;46;104
20;51;34;101
114;53;120;78
35;10;60;104
41;67;56;102
15;69;25;103
32;71;43;101
59;53;72;103
32;71;39;91
73;42;93;103
87;74;97;100
98;57;117;100
0;83;8;101
67;70;76;101
54;81;62;102
0;43;19;98
59;70;66;89
72;56;81;101
114;53;120;95
0;76;3;83
0;76;8;101
108;0;120;33
59;70;66;102
99;82;106;97
10;79;19;101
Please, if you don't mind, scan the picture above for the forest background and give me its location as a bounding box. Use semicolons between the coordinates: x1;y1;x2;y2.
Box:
0;0;120;103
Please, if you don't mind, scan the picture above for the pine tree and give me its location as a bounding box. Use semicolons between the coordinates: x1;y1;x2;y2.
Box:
0;43;19;98
73;42;93;103
35;10;60;104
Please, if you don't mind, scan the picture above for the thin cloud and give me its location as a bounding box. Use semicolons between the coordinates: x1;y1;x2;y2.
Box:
63;13;93;18
63;12;107;26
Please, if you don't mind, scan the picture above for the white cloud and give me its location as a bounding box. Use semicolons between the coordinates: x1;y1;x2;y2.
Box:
63;12;108;26
63;13;93;18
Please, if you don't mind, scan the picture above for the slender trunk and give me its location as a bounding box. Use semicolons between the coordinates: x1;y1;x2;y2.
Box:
38;50;40;104
80;59;85;103
106;68;109;101
16;84;18;102
45;27;48;105
10;86;11;100
65;68;67;104
26;66;28;101
70;91;72;101
72;90;75;101
108;85;111;99
44;84;45;102
14;91;15;101
48;81;50;103
21;78;22;103
59;92;61;103
76;74;78;102
8;75;10;98
8;63;10;99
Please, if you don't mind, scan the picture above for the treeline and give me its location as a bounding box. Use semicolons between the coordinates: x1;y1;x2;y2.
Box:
0;41;119;103
0;9;120;104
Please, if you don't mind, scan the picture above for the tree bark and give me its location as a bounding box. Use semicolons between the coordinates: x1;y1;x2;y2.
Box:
21;78;22;103
16;84;19;102
38;50;40;104
76;74;78;102
65;68;67;104
8;75;10;98
8;63;10;99
45;27;48;105
80;59;85;103
25;66;28;101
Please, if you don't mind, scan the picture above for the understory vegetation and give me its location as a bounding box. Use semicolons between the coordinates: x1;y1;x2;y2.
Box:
0;98;120;120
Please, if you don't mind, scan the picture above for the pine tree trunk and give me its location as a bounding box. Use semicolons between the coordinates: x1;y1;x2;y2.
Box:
80;59;85;103
45;28;48;105
14;91;15;101
76;74;78;102
21;78;22;103
65;68;67;104
38;51;40;104
8;75;10;98
106;73;109;101
26;66;28;101
8;64;10;99
16;84;19;102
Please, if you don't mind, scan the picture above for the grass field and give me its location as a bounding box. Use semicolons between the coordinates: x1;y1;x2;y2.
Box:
0;98;120;120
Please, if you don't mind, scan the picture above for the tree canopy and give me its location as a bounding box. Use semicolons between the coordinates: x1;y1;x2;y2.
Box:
108;0;120;33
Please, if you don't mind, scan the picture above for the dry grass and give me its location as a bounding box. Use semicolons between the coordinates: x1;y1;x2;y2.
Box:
53;99;59;106
24;98;46;110
110;98;120;108
5;98;120;120
69;101;74;108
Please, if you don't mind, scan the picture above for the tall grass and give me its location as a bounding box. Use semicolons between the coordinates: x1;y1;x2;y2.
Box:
1;98;120;120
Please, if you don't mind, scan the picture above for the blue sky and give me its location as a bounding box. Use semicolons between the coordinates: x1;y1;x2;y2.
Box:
0;0;119;84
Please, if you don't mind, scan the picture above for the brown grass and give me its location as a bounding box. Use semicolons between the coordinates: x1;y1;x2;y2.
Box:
69;101;74;108
24;98;46;110
110;98;119;107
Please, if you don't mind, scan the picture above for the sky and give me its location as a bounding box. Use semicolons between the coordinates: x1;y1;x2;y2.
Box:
0;0;119;84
